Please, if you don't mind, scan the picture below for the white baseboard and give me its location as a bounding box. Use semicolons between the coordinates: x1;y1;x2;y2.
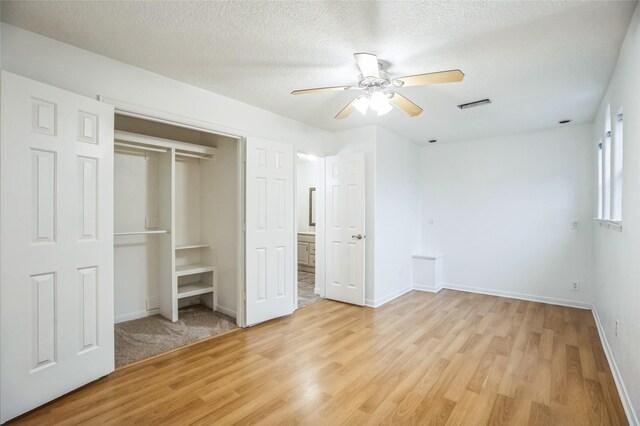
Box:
372;282;589;310
115;308;159;324
215;304;237;319
592;306;638;426
117;305;238;323
365;286;412;308
441;283;592;310
413;284;443;293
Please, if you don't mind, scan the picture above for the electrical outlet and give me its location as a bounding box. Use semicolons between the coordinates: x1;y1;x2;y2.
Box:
615;320;620;337
571;281;580;291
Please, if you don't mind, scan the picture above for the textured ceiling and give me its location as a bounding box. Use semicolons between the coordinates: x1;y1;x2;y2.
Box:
1;1;636;143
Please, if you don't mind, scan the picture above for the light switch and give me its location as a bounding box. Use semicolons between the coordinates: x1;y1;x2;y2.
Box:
571;219;580;230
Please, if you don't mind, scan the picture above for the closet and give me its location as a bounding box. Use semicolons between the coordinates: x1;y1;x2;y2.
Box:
0;72;298;422
113;115;240;323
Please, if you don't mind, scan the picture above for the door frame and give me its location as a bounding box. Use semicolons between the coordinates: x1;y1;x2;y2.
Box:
98;96;248;327
294;150;327;307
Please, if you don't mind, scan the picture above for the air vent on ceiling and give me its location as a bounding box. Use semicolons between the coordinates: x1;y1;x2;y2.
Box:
457;99;492;109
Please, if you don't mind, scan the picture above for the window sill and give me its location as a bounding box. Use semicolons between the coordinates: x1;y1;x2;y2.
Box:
593;218;623;232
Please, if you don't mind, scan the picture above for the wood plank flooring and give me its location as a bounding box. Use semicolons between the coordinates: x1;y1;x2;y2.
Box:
12;290;628;425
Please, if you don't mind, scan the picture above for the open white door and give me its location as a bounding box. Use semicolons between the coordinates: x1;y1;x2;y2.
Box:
245;137;295;326
0;72;115;422
325;152;366;305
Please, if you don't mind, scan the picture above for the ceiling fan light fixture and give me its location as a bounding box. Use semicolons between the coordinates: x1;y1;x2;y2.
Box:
353;96;370;115
369;90;391;114
375;100;393;116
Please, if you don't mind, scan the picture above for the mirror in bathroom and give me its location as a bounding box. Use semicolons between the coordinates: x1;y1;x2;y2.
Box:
309;187;316;227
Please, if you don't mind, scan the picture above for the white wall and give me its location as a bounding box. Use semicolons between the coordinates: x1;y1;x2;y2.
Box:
374;127;421;305
420;124;595;307
592;5;640;423
114;151;161;322
203;137;240;317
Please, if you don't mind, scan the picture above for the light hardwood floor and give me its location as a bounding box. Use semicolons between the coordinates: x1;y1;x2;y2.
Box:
12;290;627;425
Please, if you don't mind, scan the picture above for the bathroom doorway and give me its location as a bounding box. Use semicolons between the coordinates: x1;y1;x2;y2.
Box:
296;152;325;308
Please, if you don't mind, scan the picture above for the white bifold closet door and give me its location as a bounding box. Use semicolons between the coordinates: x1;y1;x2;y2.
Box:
0;72;115;422
245;137;295;326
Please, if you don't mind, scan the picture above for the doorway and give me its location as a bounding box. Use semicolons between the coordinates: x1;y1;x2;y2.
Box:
296;152;325;308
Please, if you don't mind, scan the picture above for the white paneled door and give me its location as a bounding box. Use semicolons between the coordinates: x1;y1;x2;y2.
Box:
0;72;115;422
245;137;295;326
325;153;366;305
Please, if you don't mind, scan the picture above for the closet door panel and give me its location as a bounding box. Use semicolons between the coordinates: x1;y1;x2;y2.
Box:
0;71;114;423
245;137;295;326
78;156;98;240
31;149;57;244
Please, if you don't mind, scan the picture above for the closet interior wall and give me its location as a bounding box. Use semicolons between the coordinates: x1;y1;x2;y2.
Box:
113;115;240;323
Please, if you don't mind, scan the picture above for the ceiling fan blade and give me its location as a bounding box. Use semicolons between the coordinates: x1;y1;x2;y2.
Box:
291;86;358;95
393;69;464;87
335;98;358;119
354;53;380;78
389;92;423;117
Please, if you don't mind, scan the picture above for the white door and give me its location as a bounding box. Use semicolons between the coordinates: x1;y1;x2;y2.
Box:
325;153;366;305
0;72;115;422
245;137;295;326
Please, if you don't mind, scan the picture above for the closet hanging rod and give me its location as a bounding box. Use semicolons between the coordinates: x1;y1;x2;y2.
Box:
175;151;213;160
114;230;170;236
114;142;169;153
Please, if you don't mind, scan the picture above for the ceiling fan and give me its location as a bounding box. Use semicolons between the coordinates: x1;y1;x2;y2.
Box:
291;53;464;119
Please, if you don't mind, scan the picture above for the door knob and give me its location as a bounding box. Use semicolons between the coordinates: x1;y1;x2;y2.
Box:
351;234;364;240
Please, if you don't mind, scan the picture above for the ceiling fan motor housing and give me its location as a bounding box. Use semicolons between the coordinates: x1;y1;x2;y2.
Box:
358;69;391;90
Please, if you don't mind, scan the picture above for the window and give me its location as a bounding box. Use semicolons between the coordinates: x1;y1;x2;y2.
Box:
611;112;623;221
597;139;603;219
603;128;611;219
598;105;612;220
597;105;624;224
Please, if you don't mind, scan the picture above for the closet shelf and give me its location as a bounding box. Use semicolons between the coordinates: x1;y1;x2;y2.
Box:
176;263;216;277
115;131;217;157
177;282;214;299
114;230;169;236
175;243;211;251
